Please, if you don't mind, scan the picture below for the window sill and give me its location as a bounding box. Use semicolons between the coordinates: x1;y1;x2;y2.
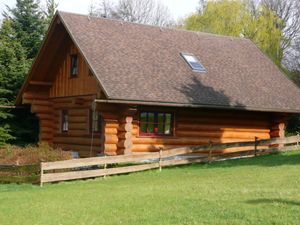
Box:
137;134;177;139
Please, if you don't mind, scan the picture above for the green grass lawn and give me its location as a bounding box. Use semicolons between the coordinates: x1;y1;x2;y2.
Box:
1;151;300;225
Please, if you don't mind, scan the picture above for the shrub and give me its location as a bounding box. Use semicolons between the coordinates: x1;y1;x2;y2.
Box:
0;143;72;165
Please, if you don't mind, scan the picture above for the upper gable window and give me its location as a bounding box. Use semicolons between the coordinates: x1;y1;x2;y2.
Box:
181;53;206;72
70;54;78;76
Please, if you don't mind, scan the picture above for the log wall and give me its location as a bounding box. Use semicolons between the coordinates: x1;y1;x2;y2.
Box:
19;96;287;157
51;95;102;157
129;107;284;154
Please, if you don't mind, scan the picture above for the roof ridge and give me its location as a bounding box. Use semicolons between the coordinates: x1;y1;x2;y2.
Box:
57;10;247;41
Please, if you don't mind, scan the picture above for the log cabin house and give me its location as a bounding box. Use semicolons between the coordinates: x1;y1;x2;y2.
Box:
16;11;300;157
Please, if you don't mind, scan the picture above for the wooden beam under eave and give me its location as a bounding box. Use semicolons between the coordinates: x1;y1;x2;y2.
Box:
29;81;53;86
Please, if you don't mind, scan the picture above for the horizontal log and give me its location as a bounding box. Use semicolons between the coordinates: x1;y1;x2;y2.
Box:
100;112;120;120
104;134;118;144
176;130;270;139
41;163;159;183
32;99;52;106
23;92;48;100
176;110;270;122
51;95;95;103
69;123;88;131
53;102;91;109
31;105;52;114
40;127;53;133
39;133;52;141
177;110;269;120
68;109;88;117
104;144;117;152
132;129;138;136
104;122;119;129
105;127;118;135
40;120;55;129
54;133;101;138
177;123;270;132
42;152;159;170
132;137;250;146
54;130;89;137
179;125;270;133
68;116;87;123
54;137;101;145
37;113;54;120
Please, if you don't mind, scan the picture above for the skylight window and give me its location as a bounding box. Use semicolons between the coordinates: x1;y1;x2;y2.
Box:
181;53;206;72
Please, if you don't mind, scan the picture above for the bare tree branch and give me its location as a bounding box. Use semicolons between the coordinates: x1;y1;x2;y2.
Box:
89;0;174;27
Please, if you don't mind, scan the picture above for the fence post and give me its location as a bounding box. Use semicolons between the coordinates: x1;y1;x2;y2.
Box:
297;134;300;147
254;137;258;157
40;162;43;187
159;148;163;171
104;155;107;179
208;140;213;163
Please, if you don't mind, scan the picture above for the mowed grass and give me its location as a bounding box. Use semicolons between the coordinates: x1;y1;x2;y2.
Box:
1;151;300;225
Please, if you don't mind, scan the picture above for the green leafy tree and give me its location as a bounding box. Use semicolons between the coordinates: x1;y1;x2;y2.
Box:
182;0;283;65
43;0;58;29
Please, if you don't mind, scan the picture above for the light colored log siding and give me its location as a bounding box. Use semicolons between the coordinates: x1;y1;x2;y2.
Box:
130;108;279;154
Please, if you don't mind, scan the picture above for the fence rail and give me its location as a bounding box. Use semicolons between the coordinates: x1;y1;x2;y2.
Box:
40;135;300;186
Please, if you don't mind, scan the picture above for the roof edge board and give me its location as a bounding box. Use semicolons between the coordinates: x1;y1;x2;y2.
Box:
95;99;300;114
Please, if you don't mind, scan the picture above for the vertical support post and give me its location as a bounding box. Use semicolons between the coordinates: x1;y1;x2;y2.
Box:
254;137;258;157
297;134;300;147
159;148;163;171
104;155;107;179
117;116;133;155
40;163;43;187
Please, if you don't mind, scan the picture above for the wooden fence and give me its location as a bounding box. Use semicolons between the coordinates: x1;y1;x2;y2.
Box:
40;135;300;186
0;164;40;184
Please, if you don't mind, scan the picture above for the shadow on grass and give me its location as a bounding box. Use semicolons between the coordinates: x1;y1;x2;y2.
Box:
246;198;300;206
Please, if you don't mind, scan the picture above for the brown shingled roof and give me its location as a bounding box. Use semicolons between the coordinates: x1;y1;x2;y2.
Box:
46;12;300;112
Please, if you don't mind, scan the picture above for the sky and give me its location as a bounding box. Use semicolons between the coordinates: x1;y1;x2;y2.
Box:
0;0;199;21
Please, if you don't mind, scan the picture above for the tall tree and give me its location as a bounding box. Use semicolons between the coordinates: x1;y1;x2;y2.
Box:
43;0;58;27
0;18;30;146
89;0;174;27
246;0;300;69
0;0;50;146
4;0;45;59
